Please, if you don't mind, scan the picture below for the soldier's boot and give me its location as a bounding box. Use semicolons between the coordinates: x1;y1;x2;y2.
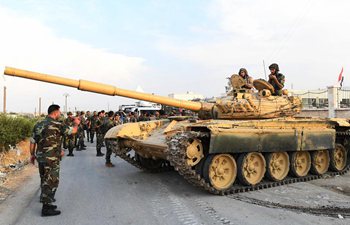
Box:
67;149;74;156
105;162;115;167
46;204;57;209
96;149;104;157
81;138;87;148
42;204;61;217
79;140;86;150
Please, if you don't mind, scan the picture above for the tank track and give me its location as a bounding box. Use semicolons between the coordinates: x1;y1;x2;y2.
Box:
166;131;350;195
105;139;172;173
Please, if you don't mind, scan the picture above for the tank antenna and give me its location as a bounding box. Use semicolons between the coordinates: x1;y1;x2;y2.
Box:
263;60;267;80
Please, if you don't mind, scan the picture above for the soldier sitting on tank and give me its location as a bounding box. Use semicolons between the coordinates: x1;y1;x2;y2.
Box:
238;68;254;89
268;63;285;96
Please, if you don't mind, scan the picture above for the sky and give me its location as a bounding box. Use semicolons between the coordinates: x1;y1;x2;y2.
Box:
0;0;349;113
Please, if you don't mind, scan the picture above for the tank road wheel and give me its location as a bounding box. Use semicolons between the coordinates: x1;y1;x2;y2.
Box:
203;154;237;191
186;139;204;167
310;150;330;175
238;152;266;186
290;151;311;177
265;152;290;181
330;144;347;172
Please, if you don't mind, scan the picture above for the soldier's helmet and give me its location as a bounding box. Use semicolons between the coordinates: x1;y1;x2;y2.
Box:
67;112;73;116
268;63;279;72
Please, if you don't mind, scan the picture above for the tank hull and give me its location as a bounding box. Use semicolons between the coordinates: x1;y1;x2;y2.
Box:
105;117;350;194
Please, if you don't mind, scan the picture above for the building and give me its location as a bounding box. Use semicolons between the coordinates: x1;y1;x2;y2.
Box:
168;91;204;101
290;87;350;109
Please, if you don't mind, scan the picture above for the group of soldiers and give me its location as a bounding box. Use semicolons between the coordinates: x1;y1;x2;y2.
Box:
61;110;123;167
235;63;285;96
61;109;165;167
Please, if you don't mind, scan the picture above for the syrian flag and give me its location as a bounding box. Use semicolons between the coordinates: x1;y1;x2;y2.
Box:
338;67;344;87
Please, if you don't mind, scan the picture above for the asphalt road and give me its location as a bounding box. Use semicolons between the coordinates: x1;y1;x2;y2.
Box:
1;141;350;225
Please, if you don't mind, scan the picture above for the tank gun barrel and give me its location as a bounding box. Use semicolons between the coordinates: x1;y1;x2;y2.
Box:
4;67;212;112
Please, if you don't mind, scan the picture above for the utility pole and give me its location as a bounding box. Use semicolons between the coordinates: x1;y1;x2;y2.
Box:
39;97;42;116
63;93;69;114
3;86;6;113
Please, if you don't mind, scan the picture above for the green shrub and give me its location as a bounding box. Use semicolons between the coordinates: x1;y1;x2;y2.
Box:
0;114;36;152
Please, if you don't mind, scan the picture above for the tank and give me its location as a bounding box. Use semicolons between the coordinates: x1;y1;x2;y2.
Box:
4;67;350;195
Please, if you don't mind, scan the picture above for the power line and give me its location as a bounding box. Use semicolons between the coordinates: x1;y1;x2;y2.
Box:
267;0;315;61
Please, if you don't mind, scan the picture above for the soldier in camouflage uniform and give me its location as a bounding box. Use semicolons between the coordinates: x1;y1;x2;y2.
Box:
95;111;105;156
74;111;81;148
89;111;98;143
129;112;138;123
103;111;117;167
76;111;86;150
268;63;285;96
64;112;76;156
30;104;79;216
59;114;68;150
155;111;161;120
85;111;91;142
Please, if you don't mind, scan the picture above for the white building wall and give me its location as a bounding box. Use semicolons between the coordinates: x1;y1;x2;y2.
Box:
168;91;204;101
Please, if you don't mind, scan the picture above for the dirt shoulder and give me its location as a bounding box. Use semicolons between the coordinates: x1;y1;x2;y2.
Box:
0;140;37;204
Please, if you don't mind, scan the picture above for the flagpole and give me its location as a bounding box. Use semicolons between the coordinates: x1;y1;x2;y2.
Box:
338;66;344;88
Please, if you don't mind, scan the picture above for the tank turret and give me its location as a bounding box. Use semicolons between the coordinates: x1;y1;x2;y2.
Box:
4;67;301;119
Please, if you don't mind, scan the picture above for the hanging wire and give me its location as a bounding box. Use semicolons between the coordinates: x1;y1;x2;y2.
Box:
267;0;315;61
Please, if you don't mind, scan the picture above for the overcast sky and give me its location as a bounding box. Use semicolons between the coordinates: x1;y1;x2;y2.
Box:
0;0;349;113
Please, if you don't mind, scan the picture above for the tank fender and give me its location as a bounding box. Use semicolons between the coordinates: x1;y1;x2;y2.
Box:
104;120;166;139
329;118;350;127
207;126;335;154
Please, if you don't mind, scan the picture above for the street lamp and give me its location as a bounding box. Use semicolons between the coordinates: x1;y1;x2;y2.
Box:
63;93;70;114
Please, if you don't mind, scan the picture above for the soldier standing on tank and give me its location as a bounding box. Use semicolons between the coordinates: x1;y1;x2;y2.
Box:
268;63;285;96
64;112;76;156
95;111;105;157
30;104;80;216
89;111;98;143
85;111;91;142
104;111;117;167
238;68;254;89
